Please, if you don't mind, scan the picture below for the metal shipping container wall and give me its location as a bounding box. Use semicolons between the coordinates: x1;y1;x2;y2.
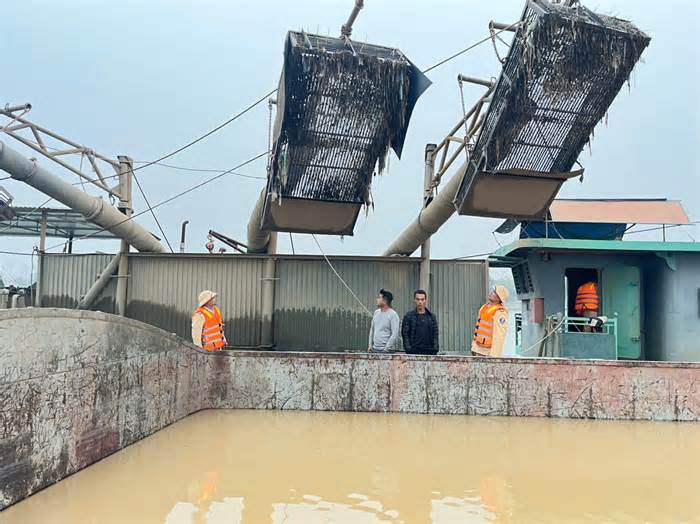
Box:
126;254;265;346
40;254;117;312
39;253;488;352
431;260;489;353
274;256;420;351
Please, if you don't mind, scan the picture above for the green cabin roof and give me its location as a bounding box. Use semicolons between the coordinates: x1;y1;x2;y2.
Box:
492;238;700;264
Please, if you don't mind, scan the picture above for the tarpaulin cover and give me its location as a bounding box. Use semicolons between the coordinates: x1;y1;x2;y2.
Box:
263;31;430;235
519;221;627;240
454;0;650;219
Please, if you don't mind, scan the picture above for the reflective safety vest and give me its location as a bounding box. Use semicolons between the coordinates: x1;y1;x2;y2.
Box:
196;306;225;351
473;304;506;348
575;282;599;314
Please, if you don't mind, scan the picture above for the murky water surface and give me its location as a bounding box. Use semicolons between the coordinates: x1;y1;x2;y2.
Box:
4;410;700;523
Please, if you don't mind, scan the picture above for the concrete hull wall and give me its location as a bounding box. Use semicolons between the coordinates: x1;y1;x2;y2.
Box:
1;308;699;509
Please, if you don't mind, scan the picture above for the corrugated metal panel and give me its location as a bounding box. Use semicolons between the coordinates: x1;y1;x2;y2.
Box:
431;260;488;353
40;254;116;312
275;257;420;351
126;254;265;346
38;253;488;353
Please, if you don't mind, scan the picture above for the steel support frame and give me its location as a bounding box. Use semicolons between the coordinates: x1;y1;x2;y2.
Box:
0;105;123;199
35;209;48;307
115;156;133;316
382;81;495;257
419;144;436;294
260;233;278;348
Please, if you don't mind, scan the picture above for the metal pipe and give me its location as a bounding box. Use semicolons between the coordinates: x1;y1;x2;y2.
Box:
340;0;364;37
458;74;495;88
419;144;437;293
2;103;32;113
180;220;189;253
0;141;165;253
77;253;121;310
489;21;519;32
247;189;271;253
383;161;466;257
260;232;277;348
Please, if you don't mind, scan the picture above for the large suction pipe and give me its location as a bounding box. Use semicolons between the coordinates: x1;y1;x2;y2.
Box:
0;141;165;253
247;189;271;253
382;162;465;256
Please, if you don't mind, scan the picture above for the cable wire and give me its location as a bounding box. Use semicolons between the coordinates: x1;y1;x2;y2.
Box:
0;89;274;253
132;172;175;252
423;22;520;74
451;251;494;260
41;150;270;253
132;161;266;179
311;234;373;316
624;221;699;236
119;88;277;177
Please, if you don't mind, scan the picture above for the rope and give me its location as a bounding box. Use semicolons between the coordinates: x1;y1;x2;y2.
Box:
311;234;372;316
521;316;567;355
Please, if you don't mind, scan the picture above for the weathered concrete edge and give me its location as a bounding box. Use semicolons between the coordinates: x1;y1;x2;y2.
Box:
10;307;700;368
2;308;699;511
216;349;700;368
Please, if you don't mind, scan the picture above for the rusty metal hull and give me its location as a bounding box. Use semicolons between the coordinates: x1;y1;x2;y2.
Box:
1;308;698;509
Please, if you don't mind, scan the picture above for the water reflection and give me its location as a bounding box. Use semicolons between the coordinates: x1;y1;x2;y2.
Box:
4;410;699;523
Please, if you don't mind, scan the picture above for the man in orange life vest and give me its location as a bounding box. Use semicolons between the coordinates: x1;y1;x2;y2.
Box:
575;281;599;332
191;290;227;351
471;285;509;357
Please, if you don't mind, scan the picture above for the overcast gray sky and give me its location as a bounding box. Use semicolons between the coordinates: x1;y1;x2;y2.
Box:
1;0;699;285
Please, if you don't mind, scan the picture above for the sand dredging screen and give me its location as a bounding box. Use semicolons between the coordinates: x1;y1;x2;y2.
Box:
454;0;651;219
260;32;430;235
4;410;700;523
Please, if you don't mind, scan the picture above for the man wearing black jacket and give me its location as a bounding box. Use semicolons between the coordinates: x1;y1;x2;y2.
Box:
402;289;439;355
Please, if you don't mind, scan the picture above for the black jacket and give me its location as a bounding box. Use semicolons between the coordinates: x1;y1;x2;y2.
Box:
401;308;439;355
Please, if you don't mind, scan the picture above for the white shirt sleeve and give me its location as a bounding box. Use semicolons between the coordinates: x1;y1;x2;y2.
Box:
191;312;204;348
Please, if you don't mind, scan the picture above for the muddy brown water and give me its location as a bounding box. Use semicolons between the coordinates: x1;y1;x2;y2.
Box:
4;410;700;523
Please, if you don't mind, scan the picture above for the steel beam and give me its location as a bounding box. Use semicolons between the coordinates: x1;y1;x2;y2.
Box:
340;0;364;37
35;209;47;307
77;253;121;310
419;144;436;293
260;233;277;348
115;156;134;316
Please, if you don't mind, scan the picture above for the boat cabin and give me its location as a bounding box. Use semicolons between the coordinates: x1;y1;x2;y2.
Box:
490;199;699;362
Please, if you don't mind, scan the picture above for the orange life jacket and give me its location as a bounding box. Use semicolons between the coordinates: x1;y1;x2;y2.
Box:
575;282;599;314
195;305;225;351
473;303;506;348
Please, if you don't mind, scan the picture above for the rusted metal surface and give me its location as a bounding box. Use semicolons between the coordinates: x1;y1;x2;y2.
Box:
1;308;698;509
